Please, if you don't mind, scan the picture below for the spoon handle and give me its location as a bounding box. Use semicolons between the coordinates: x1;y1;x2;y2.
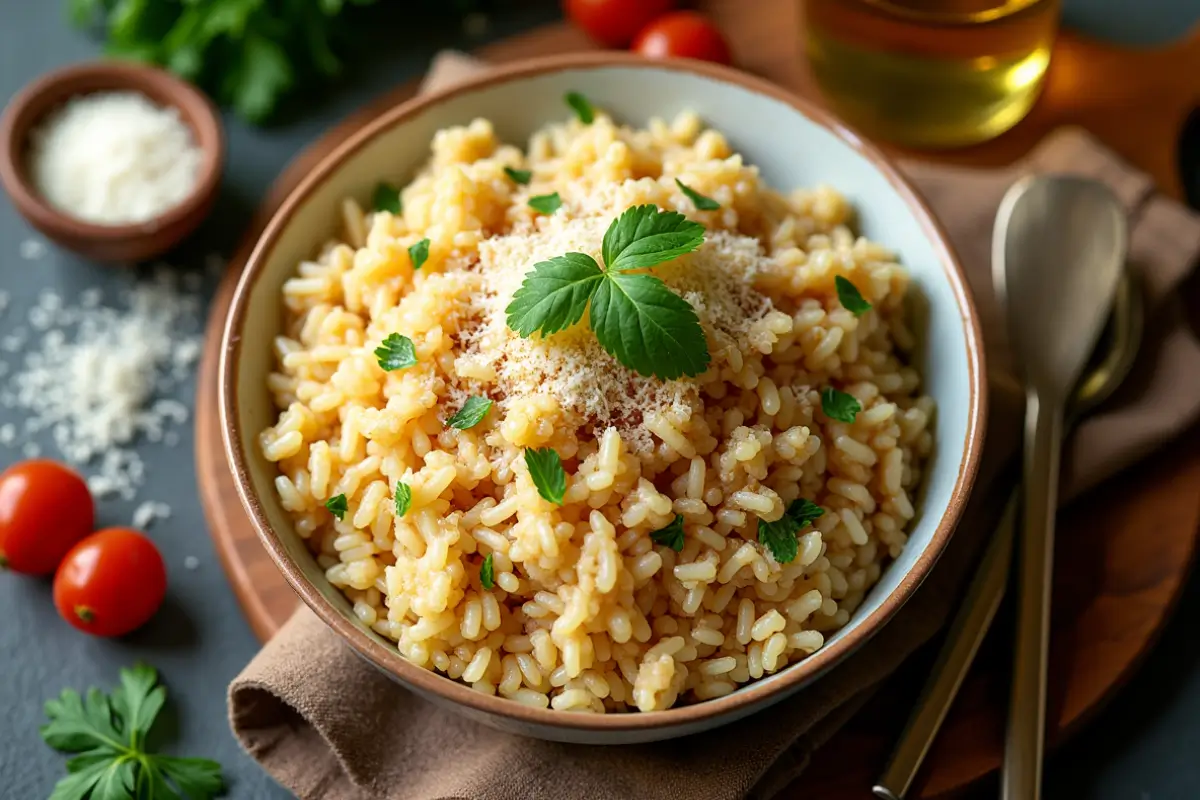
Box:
1002;394;1065;800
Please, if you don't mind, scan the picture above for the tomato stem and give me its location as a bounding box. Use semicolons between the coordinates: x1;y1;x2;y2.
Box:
0;552;7;570
74;605;95;624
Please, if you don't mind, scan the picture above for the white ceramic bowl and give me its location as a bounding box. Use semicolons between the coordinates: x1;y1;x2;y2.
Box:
221;53;986;744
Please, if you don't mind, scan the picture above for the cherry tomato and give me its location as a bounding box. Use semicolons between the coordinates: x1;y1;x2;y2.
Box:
54;528;166;637
564;0;675;48
632;11;733;65
0;459;95;576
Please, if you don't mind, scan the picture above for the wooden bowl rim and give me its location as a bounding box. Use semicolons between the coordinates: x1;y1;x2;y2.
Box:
0;60;224;245
220;51;988;734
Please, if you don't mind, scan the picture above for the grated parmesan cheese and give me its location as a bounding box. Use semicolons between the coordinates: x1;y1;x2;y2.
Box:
455;213;773;451
27;91;202;225
0;266;205;499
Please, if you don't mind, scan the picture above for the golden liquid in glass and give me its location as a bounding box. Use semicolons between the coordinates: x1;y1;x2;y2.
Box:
804;0;1060;148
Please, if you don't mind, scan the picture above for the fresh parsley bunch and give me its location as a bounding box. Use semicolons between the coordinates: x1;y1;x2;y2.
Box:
506;204;711;380
66;0;381;122
41;664;224;800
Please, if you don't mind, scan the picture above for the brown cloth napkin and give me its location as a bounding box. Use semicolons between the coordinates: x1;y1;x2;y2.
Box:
228;53;1200;800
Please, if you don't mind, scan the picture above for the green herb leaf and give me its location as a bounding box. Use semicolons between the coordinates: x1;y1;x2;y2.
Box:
529;193;563;215
601;204;706;273
590;271;710;380
480;553;495;590
650;515;685;552
821;387;862;423
565;91;594;124
374;333;418;372
41;665;224;800
757;498;825;564
227;32;294;124
525;448;566;505
504;166;532;185
394;483;411;518
835;276;872;316
157;755;225;798
675;179;721;211
373;182;402;214
109;664;165;750
447;397;493;430
505;253;604;337
324;494;348;520
408;238;430;271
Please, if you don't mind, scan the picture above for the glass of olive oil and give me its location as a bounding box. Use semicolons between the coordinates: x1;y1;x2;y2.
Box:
804;0;1060;148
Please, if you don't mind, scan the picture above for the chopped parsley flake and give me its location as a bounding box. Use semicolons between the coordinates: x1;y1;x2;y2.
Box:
374;333;417;372
324;494;348;520
821;387;862;423
650;514;685;552
525;448;566;505
446;396;493;430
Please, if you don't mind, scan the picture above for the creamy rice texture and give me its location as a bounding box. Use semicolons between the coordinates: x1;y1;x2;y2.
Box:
260;109;934;712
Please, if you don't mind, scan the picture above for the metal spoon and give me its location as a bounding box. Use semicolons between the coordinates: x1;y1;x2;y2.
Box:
997;175;1127;800
871;268;1141;800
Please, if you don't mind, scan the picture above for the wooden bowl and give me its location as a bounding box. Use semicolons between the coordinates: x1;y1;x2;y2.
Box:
0;61;224;262
221;52;987;743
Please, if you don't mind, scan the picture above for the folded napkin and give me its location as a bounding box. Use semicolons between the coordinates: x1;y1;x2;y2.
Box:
228;52;1200;800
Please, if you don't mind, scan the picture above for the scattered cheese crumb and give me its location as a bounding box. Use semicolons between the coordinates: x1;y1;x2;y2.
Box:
20;239;47;260
183;556;200;571
0;266;206;499
132;500;171;529
27;91;202;225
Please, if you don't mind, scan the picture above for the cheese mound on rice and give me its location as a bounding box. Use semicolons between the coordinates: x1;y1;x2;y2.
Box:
260;110;934;712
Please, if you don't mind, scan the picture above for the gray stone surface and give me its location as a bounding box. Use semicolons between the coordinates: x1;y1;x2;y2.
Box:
0;2;1197;799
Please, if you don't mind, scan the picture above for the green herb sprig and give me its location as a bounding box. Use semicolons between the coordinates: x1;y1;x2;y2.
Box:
565;91;594;124
505;204;711;380
447;397;493;430
480;554;495;590
408;239;430;271
504;166;532;185
835;276;871;316
525;448;566;505
375;333;417;372
394;483;411;517
325;494;348;520
372;182;401;214
68;0;383;123
758;498;824;563
529;193;562;215
676;179;720;211
650;514;686;552
821;387;862;423
40;664;224;800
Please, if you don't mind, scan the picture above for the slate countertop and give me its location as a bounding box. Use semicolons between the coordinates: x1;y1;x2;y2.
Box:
1;2;1197;798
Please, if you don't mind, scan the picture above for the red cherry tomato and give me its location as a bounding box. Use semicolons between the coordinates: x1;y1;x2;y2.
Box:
632;11;733;65
0;459;94;575
564;0;675;48
54;528;166;637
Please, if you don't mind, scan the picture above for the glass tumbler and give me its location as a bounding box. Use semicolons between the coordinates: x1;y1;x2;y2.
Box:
803;0;1061;148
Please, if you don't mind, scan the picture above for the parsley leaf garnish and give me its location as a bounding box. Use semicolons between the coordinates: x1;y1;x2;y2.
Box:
529;193;563;215
41;664;225;800
835;276;872;316
525;448;566;505
590;271;710;380
506;253;605;337
372;182;401;214
602;204;707;273
675;178;721;211
374;333;417;372
325;494;348;520
447;396;493;430
650;514;685;552
394;483;411;517
480;554;495;590
821;387;862;423
565;91;594;124
758;498;825;563
505;204;710;380
409;238;430;271
504;166;532;185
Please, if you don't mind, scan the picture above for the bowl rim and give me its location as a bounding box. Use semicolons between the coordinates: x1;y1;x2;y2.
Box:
220;51;987;733
0;60;225;242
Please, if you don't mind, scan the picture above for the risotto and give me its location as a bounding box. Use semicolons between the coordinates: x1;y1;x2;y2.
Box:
260;103;934;713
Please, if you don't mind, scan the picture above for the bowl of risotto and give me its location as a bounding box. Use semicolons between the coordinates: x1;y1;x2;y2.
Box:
221;52;986;743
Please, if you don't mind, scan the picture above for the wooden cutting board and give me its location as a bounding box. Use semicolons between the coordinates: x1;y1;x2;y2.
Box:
195;3;1200;797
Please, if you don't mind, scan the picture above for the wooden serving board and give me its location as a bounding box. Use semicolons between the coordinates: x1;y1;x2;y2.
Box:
195;3;1200;797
